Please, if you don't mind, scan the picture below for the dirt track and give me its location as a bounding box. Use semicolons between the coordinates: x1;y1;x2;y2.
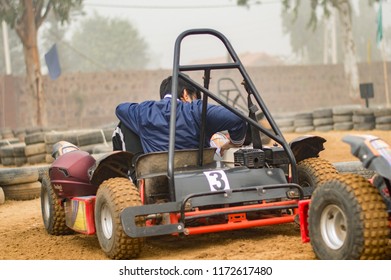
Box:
1;130;391;260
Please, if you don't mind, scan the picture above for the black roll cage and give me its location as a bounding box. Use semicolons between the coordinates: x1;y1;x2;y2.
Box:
168;28;297;201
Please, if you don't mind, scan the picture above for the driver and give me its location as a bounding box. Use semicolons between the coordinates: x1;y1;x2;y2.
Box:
114;75;246;155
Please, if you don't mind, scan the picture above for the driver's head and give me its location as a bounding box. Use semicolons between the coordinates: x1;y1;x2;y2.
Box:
159;75;200;101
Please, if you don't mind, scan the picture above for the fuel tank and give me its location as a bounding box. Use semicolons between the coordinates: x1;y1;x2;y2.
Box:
49;150;97;199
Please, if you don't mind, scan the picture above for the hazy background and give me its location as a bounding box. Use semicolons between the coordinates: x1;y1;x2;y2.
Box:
80;0;292;69
1;0;390;74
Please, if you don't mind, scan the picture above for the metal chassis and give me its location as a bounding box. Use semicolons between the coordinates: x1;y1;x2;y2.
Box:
122;181;304;238
121;28;307;239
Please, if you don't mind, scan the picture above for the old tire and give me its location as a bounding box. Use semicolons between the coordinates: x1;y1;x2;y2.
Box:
309;173;389;260
95;177;144;259
0;166;39;185
40;174;73;235
0;186;4;204
333;161;376;179
297;157;338;197
2;181;41;200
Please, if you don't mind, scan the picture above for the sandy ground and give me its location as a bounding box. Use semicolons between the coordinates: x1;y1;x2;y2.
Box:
1;130;391;260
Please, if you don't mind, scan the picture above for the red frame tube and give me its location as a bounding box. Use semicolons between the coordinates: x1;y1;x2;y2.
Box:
171;199;300;235
184;215;295;235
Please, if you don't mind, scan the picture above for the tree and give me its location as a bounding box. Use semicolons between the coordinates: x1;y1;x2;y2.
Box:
66;13;149;72
279;0;360;99
238;0;383;100
281;1;327;64
281;1;388;64
0;0;82;127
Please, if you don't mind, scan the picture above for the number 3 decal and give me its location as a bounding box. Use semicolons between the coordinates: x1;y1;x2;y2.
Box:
203;170;230;191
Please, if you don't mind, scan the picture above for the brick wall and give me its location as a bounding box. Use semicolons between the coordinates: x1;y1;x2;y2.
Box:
1;62;389;130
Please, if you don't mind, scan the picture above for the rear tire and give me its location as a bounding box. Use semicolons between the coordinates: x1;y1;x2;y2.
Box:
309;173;389;259
95;177;144;259
40;174;73;235
297;157;338;197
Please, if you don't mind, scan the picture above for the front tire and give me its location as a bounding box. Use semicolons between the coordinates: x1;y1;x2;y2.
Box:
297;157;338;198
40;174;73;235
95;177;144;259
309;173;389;259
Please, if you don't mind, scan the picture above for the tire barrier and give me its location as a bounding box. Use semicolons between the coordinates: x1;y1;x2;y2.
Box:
274;105;391;133
0;127;113;202
374;107;391;130
353;108;375;131
293;112;314;133
313;108;333;132
0;143;27;167
0;165;49;201
333;161;376;179
0;128;14;140
0;186;5;205
275;117;295;133
0;128;114;166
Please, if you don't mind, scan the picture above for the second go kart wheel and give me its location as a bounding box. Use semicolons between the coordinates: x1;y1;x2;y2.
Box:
40;174;73;235
95;177;144;259
308;173;389;260
297;157;338;198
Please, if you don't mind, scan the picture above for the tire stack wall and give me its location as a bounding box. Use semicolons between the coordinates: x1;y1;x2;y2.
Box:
293;112;313;133
333;161;376;179
313;108;333;132
76;128;113;154
0;138;20;166
25;131;47;165
374;108;391;130
0;128;14;140
332;105;357;131
0;186;4;204
44;128;114;164
275;115;295;133
352;108;375;131
274;105;391;133
0;142;26;166
0;166;43;201
44;130;84;164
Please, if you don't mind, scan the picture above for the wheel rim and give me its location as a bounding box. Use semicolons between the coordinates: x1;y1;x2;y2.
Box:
100;203;113;240
320;204;347;250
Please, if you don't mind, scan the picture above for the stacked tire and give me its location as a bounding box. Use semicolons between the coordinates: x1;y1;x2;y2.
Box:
275;116;295;133
332;105;356;131
313;108;333;132
353;108;375;131
374;107;391;131
0;165;44;201
44;130;79;164
333;161;376;179
0;186;4;204
77;128;113;154
294;112;313;133
25;131;47;165
0;142;26;166
0;128;14;140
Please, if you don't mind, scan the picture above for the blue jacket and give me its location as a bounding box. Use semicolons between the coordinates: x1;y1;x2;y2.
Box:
115;96;246;153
